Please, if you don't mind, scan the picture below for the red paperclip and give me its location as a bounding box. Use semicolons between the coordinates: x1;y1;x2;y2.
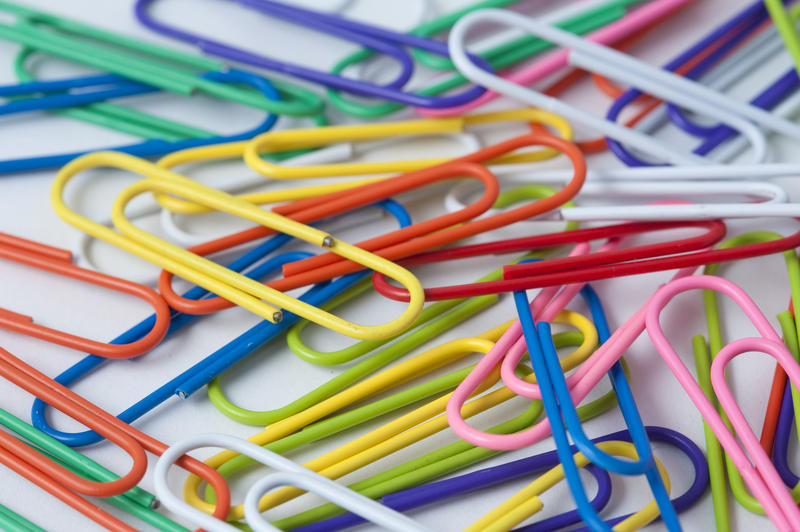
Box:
373;220;727;301
0;233;170;359
0;345;231;532
158;133;584;314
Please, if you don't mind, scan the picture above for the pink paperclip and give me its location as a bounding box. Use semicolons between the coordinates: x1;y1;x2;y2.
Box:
417;0;691;117
499;239;623;399
446;240;618;451
646;275;800;532
446;264;698;451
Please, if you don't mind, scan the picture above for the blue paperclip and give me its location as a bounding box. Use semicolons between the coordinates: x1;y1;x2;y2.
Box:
605;0;799;166
295;426;708;532
512;269;681;530
770;370;800;489
30;200;410;447
134;0;492;109
0;68;281;173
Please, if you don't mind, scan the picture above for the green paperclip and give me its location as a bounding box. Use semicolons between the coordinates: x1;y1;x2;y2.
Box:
0;503;46;532
271;360;627;530
0;408;188;532
11;47;328;162
325;0;646;118
201;330;620;515
0;1;324;117
209;185;576;425
694;231;800;526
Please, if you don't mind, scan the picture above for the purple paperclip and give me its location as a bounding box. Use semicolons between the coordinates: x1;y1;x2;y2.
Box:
292;426;708;532
605;0;794;166
771;375;800;488
134;0;492;108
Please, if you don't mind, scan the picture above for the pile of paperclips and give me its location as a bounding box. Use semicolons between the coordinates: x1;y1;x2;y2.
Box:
6;0;800;530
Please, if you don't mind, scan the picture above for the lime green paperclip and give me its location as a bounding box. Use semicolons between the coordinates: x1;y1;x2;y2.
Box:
194;316;617;523
0;1;323;116
765;1;800;78
326;0;647;118
268;359;627;530
208;185;577;424
0;408;188;532
693;231;800;531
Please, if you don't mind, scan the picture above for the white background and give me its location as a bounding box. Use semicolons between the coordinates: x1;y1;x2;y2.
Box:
0;0;798;530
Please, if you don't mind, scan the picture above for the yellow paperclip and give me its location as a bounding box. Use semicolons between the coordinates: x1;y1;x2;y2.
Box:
183;310;596;520
156;108;572;215
51;151;424;340
465;441;671;532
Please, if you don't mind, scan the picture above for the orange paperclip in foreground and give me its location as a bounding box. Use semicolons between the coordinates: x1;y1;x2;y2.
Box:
0;344;231;532
0;232;170;358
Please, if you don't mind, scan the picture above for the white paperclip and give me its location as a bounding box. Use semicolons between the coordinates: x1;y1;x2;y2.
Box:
154;433;430;532
447;7;800;165
446;177;790;222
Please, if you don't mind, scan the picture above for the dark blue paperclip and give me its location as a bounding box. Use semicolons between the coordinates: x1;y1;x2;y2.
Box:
605;0;799;166
30;200;410;447
0;68;281;173
512;270;681;530
294;426;707;532
134;0;492;109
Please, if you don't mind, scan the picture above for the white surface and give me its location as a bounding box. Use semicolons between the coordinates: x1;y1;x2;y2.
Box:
0;0;798;531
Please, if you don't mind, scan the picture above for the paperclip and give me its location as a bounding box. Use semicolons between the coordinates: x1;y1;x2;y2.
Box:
186;312;601;523
274;132;584;287
0;345;232;530
0;503;44;532
30;201;410;447
155;132;582;314
606;0;800;166
417;0;685;118
0;68;284;174
510;277;680;530
0;1;324;116
770;313;800;499
447;3;800;164
51;151;424;340
373;219;726;300
0;409;190;532
155;434;429;532
765;0;800;77
243;108;572;180
135;0;492;109
155;107;571;217
268;356;622;531
470;441;670;532
325;0;643;118
501;226;800;293
646;275;800;531
299;425;707;532
446;177;789;221
693;232;800;526
0;232;170;359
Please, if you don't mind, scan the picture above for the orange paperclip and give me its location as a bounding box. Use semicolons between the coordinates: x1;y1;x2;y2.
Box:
0;344;230;532
155;132;585;315
0;233;170;358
